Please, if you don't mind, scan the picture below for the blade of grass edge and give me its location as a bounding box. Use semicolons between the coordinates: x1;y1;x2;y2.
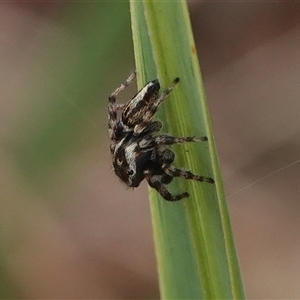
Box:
130;1;245;299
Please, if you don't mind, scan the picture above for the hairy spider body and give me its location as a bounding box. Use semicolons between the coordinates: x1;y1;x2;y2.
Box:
108;72;214;201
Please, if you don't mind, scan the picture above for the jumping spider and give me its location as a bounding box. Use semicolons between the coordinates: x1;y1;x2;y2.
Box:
108;71;214;201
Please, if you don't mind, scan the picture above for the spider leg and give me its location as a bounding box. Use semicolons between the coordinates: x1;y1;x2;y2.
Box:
108;71;136;105
161;174;173;184
164;165;214;184
138;135;207;149
108;71;136;139
159;149;215;184
135;121;162;135
145;174;189;201
155;135;208;146
115;103;126;110
160;148;175;165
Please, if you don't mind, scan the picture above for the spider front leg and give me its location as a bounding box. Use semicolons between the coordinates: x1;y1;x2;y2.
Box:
145;174;189;201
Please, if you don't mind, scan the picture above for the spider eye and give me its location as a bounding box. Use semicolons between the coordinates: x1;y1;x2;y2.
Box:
127;169;134;176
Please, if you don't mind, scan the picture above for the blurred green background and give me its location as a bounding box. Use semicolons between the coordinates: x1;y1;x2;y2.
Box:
2;2;300;298
14;2;133;184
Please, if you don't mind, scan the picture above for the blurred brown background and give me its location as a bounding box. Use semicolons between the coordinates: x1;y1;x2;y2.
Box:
1;2;300;299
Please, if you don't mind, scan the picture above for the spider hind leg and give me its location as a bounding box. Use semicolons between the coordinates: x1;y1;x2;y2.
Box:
164;165;214;184
146;175;189;201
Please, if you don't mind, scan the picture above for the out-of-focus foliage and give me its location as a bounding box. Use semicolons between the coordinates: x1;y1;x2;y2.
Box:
1;2;135;298
13;3;133;187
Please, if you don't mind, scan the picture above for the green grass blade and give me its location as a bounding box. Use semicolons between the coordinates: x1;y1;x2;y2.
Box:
130;1;245;299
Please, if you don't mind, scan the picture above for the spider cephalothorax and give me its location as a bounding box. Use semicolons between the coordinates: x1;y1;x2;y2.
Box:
108;71;214;201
